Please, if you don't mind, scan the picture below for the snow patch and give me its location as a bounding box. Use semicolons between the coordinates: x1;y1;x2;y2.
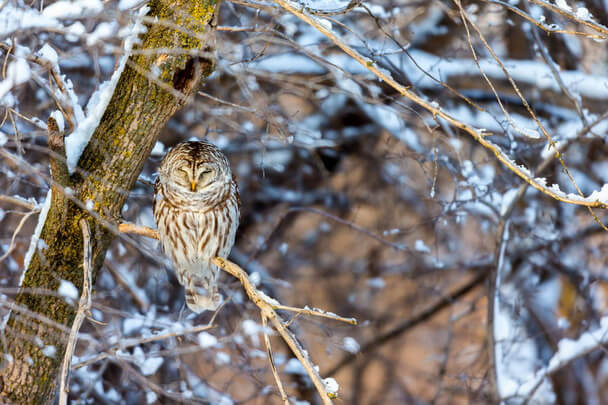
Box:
64;5;149;173
554;0;572;12
0;5;60;38
119;0;144;10
284;358;307;375
140;356;163;376
58;280;79;300
323;377;339;397
50;111;65;132
23;190;52;273
198;332;218;349
414;239;431;253
0;58;31;100
42;345;56;357
38;43;59;66
343;337;360;353
42;0;104;19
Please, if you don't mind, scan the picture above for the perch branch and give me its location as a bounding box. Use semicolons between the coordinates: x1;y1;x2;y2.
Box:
118;222;160;239
58;219;93;405
117;221;353;403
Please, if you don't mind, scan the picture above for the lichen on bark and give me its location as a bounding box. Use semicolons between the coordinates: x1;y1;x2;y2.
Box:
0;0;218;402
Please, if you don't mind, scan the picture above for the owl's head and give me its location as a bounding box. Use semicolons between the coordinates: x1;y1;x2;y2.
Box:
158;141;232;197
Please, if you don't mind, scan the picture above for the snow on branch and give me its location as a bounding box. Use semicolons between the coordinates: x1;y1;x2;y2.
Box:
504;315;608;401
527;0;608;38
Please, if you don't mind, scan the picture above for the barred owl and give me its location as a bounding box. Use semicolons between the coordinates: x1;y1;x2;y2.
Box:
153;141;240;313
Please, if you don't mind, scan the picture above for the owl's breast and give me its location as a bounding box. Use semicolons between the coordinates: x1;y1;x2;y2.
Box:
153;182;239;267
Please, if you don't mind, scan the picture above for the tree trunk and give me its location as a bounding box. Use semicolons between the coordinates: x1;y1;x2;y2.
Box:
0;0;217;402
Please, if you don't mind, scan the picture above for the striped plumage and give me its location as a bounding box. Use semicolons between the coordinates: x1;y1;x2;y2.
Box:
153;141;240;313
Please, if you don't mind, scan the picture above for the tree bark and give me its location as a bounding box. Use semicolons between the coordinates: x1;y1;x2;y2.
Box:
0;0;218;402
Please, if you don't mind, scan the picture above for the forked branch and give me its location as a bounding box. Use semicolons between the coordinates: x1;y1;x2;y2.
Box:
119;222;355;403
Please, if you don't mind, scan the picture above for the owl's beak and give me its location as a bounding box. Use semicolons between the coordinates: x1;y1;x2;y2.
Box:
191;181;197;192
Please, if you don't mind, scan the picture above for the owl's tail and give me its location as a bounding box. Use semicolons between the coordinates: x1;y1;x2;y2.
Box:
184;279;222;313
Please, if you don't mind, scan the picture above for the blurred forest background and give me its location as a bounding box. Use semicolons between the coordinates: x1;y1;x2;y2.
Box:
2;0;608;403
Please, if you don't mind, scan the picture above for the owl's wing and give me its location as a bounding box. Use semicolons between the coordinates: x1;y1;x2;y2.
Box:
232;174;241;213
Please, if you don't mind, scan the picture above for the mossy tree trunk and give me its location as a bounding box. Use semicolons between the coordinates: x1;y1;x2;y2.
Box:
0;0;218;402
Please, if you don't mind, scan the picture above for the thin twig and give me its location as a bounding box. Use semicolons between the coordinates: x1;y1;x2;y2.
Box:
0;210;37;263
59;219;92;404
272;304;357;325
262;315;289;404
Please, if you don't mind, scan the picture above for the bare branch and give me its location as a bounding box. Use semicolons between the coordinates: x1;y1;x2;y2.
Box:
59;219;93;405
213;257;347;404
117;222;160;239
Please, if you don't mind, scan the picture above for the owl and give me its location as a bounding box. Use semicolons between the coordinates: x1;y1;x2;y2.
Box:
153;141;240;313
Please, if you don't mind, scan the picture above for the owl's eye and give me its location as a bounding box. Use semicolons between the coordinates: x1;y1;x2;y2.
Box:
197;168;214;186
176;167;190;183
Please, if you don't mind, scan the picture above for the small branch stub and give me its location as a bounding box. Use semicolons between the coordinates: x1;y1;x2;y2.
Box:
47;116;70;190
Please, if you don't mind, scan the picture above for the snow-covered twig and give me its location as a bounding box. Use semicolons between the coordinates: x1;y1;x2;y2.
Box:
272;0;608;210
272;304;357;325
0;195;38;210
527;0;608;38
487;0;606;39
455;1;608;233
0;42;77;129
72;322;215;369
505;315;608;401
59;219;92;405
295;0;362;16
